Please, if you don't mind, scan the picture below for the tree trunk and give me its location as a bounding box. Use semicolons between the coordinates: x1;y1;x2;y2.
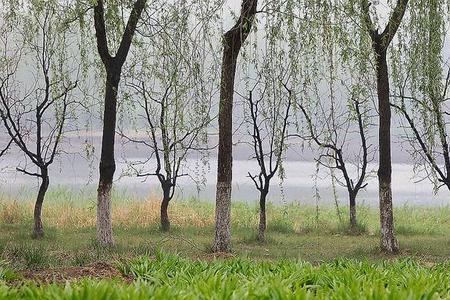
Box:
214;182;232;252
97;71;120;247
32;168;49;239
213;44;237;253
213;0;258;253
258;190;268;242
93;0;145;247
376;48;398;253
349;192;357;229
160;187;171;232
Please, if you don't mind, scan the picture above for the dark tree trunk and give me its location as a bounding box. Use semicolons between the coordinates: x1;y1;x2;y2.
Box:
160;186;171;232
93;0;146;247
97;71;120;247
349;192;357;229
213;0;258;253
33;168;49;239
213;42;237;253
375;48;398;253
258;189;268;242
361;0;407;253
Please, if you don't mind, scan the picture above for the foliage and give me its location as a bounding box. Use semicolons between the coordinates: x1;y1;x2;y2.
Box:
121;0;218;201
3;254;450;299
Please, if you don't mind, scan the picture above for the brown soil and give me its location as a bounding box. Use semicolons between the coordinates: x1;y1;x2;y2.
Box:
17;262;133;284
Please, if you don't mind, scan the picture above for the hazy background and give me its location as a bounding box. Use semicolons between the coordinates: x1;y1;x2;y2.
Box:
0;0;448;207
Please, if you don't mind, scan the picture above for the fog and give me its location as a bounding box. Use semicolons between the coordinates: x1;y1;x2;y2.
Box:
0;0;449;207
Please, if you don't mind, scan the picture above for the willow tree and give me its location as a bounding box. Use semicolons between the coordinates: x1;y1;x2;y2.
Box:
0;1;19;184
295;95;373;230
360;0;408;253
275;0;375;230
93;0;146;246
244;78;292;242
121;1;216;232
213;0;258;253
239;0;301;241
391;1;450;194
0;0;78;238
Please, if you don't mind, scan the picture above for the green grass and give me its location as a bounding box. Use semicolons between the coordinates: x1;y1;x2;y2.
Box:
2;253;450;299
2;191;450;267
2;190;450;298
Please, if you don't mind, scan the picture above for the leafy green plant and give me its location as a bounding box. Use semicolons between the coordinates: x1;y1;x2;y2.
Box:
3;255;450;299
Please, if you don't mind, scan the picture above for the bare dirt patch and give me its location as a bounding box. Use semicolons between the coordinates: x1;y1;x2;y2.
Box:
17;262;132;284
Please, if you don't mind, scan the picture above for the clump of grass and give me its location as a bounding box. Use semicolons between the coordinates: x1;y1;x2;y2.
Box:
3;244;49;269
395;223;438;236
238;227;270;244
394;206;447;236
0;260;19;282
0;201;24;224
130;242;154;256
72;251;94;267
22;246;49;269
269;216;295;234
333;221;368;235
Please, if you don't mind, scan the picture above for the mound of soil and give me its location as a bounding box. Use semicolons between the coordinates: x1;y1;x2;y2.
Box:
18;262;132;284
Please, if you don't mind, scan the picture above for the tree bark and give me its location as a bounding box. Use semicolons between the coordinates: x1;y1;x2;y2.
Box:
213;0;258;253
349;192;357;229
96;71;120;247
33;168;49;239
160;187;171;232
213;46;237;253
258;190;268;242
376;47;399;253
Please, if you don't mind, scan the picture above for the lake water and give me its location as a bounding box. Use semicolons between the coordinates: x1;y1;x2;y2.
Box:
0;153;448;207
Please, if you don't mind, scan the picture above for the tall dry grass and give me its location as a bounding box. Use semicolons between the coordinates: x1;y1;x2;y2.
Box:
0;193;218;229
2;190;450;236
